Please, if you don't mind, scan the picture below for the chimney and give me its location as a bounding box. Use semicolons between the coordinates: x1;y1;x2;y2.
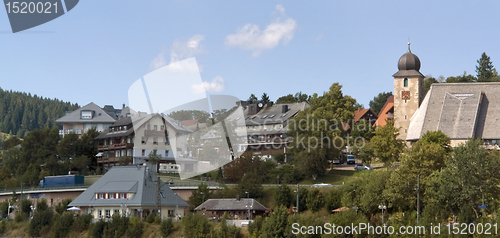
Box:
282;105;288;113
267;102;273;108
123;103;125;109
236;195;241;201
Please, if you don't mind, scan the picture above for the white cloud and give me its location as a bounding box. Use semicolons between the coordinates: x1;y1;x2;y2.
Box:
191;76;225;94
170;34;205;63
149;34;205;71
225;5;297;56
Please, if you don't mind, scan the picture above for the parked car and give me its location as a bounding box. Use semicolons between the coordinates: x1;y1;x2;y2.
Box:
347;154;356;164
312;183;334;188
332;158;344;164
354;164;373;171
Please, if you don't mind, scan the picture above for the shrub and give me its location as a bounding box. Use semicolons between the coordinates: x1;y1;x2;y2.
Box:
181;213;212;238
0;201;8;219
89;219;106;238
155;214;161;224
20;199;32;215
0;220;6;234
160;218;174;237
53;212;74;238
146;212;155;223
227;225;241;238
305;188;324;212
29;206;54;237
106;214;129;238
14;212;22;222
36;198;49;211
72;214;93;232
55;198;73;214
126;216;144;238
248;216;263;236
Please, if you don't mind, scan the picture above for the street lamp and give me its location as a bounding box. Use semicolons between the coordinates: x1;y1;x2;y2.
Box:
378;205;387;224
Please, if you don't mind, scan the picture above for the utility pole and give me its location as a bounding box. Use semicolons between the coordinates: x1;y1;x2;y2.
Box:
20;182;23;217
296;184;299;214
417;174;420;224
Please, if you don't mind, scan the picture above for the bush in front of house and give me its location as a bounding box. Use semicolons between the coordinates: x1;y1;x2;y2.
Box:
160;218;174;237
126;216;144;238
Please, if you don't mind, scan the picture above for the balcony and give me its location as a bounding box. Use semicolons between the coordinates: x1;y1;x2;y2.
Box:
144;129;167;137
62;129;82;135
98;143;134;150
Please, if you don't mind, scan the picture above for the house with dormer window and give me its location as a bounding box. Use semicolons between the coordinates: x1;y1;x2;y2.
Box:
69;165;189;221
56;102;122;138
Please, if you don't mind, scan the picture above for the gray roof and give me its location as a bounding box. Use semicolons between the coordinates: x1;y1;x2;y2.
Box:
194;198;267;211
407;82;500;140
239;102;309;126
95;117;134;139
56;102;117;124
69;166;189;207
132;113;192;134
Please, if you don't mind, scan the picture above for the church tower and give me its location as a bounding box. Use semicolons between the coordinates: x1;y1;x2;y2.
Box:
393;43;424;140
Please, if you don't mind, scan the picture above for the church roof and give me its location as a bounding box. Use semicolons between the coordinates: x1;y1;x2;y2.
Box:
393;43;424;78
407;82;500;140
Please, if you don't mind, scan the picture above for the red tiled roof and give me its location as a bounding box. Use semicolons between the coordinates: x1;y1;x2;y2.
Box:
181;119;199;126
374;95;394;127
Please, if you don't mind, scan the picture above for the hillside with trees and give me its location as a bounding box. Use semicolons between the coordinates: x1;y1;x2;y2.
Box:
0;88;79;138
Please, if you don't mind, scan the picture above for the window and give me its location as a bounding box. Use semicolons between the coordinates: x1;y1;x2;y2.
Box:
165;150;169;157
153;137;158;145
281;113;287;117
122;209;127;216
253;126;257;130
124;125;127;130
141;137;146;144
168;210;175;217
269;114;276;118
114;209;119;215
115;150;120;157
263;125;268;130
142;149;145;156
404;78;408;87
154;125;158;131
262;115;268;119
105;209;111;218
98;210;102;219
165;137;169;145
81;111;93;119
160;125;164;130
98;193;104;199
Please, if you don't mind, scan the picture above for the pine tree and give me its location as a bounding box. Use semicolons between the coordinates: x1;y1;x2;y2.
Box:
476;52;499;82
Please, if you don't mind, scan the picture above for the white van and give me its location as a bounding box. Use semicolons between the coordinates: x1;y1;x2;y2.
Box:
347;155;356;164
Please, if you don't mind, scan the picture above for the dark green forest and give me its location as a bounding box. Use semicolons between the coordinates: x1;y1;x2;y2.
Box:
0;88;80;137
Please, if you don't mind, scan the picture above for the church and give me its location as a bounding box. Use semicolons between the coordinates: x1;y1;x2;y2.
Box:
391;43;500;148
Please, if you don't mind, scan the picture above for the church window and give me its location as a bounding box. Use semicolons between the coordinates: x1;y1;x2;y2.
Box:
404;78;408;87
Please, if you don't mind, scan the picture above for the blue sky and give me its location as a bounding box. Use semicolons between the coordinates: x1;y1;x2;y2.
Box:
1;0;500;110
